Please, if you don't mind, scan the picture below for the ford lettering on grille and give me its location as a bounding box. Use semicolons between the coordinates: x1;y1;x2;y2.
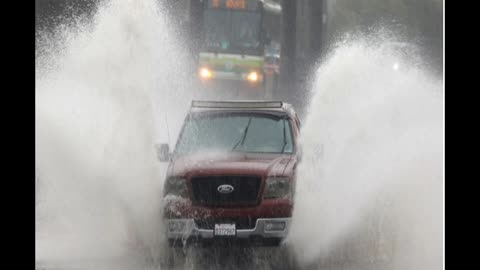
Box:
217;184;234;194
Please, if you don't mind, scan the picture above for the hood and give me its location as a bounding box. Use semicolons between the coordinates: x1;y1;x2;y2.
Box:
168;151;296;178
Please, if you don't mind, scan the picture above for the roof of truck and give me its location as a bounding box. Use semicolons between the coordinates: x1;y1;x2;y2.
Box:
189;100;297;118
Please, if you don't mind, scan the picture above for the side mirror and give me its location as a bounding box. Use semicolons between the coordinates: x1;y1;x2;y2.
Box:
155;143;171;162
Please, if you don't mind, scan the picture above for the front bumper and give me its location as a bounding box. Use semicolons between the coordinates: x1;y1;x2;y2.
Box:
165;217;291;246
198;77;263;91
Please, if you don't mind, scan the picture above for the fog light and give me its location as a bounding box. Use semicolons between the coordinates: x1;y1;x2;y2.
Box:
168;220;186;233
264;221;286;232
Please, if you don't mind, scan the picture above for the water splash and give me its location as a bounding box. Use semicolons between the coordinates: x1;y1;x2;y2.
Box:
287;33;443;269
35;2;443;268
35;0;192;266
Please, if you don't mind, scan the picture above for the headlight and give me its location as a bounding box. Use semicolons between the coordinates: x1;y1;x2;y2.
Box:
199;67;213;79
163;177;188;198
247;71;259;82
264;177;290;199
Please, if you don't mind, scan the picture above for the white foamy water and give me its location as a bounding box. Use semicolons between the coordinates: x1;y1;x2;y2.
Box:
287;34;443;269
35;0;193;266
36;1;443;268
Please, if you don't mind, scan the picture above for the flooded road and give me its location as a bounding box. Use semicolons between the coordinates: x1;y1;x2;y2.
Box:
36;1;443;269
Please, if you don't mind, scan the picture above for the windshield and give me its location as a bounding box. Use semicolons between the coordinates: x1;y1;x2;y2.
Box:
175;113;294;155
203;9;262;54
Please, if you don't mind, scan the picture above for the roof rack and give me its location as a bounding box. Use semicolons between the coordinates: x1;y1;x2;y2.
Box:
191;100;284;109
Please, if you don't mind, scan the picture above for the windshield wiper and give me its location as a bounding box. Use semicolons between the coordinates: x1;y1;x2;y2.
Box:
280;119;287;153
232;117;252;151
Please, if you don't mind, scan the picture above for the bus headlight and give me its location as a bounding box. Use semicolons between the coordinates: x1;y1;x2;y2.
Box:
199;67;213;79
264;177;290;199
247;71;259;82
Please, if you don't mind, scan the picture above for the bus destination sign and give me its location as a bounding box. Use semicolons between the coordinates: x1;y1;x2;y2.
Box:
208;0;259;11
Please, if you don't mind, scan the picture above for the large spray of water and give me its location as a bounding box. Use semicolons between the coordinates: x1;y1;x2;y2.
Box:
287;34;443;269
35;0;192;266
36;1;442;268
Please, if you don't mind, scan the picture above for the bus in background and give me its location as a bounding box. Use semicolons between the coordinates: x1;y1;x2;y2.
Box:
196;0;280;99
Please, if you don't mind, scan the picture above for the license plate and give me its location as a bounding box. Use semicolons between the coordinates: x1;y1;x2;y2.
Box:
214;223;236;236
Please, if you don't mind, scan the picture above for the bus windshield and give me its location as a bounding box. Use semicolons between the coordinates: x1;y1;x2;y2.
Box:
203;9;262;54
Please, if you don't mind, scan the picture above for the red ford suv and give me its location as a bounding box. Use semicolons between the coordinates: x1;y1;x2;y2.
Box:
156;100;300;248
